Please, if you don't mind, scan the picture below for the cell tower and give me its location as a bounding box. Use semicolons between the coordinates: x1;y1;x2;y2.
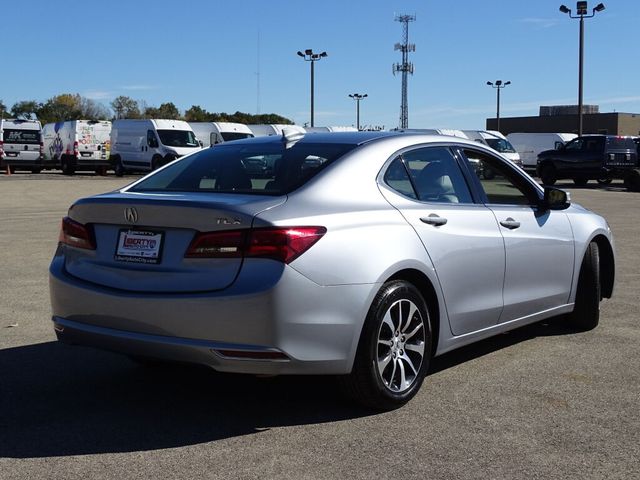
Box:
393;14;415;129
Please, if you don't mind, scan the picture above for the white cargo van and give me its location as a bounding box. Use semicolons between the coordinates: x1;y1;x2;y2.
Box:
506;132;577;172
188;122;254;147
0;119;43;172
248;124;306;137
110;119;201;176
463;130;522;167
42;120;112;175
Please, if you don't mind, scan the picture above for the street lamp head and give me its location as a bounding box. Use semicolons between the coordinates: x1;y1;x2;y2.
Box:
593;3;605;12
320;51;328;57
297;51;304;57
487;81;493;86
305;49;312;55
559;4;570;14
363;94;368;98
576;1;588;15
505;81;511;86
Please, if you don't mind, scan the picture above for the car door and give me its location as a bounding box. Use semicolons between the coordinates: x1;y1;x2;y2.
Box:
379;145;506;336
459;147;575;323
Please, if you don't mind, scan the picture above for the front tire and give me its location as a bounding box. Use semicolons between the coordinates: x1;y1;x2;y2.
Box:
340;280;432;410
573;177;588;187
113;156;124;177
597;178;612;186
539;164;557;185
61;156;75;176
567;242;600;331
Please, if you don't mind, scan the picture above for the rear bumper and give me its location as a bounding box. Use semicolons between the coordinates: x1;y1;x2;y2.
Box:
49;253;377;375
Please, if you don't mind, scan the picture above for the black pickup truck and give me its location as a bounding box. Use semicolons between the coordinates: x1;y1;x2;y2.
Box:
537;135;640;190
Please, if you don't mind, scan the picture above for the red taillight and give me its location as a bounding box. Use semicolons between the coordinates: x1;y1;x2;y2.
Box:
59;216;96;250
185;226;326;264
73;141;79;157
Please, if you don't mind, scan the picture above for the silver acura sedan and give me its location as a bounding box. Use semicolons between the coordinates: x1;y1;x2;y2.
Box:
50;131;615;410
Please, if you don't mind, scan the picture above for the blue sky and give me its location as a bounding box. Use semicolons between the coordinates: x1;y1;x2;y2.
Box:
2;0;638;129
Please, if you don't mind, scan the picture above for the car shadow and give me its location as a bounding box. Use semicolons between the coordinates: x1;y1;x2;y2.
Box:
0;318;575;459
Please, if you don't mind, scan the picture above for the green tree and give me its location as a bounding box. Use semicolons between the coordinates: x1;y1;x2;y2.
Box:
111;96;141;119
11;100;40;120
184;105;212;122
144;102;181;119
0;99;7;118
37;94;83;124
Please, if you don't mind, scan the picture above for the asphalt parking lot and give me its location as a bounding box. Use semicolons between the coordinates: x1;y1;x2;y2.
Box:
1;172;638;480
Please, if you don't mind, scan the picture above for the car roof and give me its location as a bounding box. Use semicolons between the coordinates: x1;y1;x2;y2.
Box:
219;130;404;147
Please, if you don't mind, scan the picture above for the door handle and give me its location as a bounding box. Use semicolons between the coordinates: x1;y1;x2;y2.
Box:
500;218;521;229
420;214;448;226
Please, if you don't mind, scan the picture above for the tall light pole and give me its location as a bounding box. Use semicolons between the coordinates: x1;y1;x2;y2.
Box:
297;49;327;128
486;80;511;132
348;93;368;130
559;2;606;136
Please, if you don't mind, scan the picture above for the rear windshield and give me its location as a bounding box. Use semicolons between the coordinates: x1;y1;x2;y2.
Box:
485;138;516;153
606;137;637;150
128;140;357;195
2;129;41;144
221;132;254;142
157;129;199;148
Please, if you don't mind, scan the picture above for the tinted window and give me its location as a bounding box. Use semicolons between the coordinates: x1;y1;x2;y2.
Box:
606;137;636;149
385;147;472;203
157;130;199;148
485;138;516;153
565;139;584;151
129;141;357;195
221;132;254;142
463;149;538;206
2;129;41;144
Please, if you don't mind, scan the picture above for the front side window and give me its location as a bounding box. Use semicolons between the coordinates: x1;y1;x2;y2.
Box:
462;149;538;206
157;129;199;148
128;141;356;195
384;146;473;204
565;138;584;151
147;130;158;148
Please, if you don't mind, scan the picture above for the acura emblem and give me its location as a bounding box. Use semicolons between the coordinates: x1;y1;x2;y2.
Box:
124;207;138;223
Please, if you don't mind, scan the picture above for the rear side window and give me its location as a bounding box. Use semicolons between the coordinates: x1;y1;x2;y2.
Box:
129;141;356;195
384;146;473;204
2;129;41;144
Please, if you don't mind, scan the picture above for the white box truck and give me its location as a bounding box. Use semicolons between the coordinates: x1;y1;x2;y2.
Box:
110;119;201;176
506;132;577;173
42;120;112;175
0;119;43;173
188;122;254;147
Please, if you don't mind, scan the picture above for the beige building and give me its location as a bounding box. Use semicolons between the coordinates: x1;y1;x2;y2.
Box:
487;106;640;136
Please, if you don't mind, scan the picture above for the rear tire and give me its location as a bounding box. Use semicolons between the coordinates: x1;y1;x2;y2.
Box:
113;156;124;177
61;156;75;176
597;178;612;186
31;168;42;174
566;242;600;331
339;280;432;411
539;164;557;185
573;177;588;187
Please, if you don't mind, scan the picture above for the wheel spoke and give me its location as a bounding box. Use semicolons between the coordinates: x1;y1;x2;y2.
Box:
404;322;424;341
401;353;419;375
378;339;393;347
401;302;418;333
386;358;397;387
397;358;408;390
382;310;395;335
405;341;425;357
378;352;392;375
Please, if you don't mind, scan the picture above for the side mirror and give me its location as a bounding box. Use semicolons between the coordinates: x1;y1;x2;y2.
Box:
542;187;571;210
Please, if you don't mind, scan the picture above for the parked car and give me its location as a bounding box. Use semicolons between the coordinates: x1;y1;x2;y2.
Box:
42;120;112;175
537;134;639;188
0;118;43;172
50;131;615;410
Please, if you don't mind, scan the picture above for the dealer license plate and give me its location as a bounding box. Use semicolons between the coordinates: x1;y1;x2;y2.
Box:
115;229;164;264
